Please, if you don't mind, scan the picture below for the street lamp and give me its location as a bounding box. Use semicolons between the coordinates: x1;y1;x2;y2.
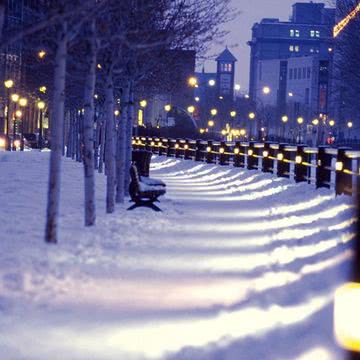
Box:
187;105;195;114
11;94;19;103
230;111;237;118
38;50;46;59
208;79;216;87
19;98;28;107
262;86;271;95
12;110;22;150
139;100;147;108
281;115;288;123
164;104;171;112
208;120;215;127
188;77;198;87
347;121;353;128
312;118;319;126
297;117;304;124
37;101;45;149
4;79;14;141
210;108;218;116
329;119;335;127
39;86;47;93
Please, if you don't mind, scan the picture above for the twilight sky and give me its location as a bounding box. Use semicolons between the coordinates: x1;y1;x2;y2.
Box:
203;0;324;92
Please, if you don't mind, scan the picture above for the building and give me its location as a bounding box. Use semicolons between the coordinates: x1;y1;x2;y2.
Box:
247;2;335;139
248;2;335;99
194;47;237;131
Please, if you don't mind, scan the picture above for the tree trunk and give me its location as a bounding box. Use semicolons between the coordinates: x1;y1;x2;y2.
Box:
45;23;68;244
115;84;129;203
82;20;96;226
98;119;105;174
125;79;134;196
105;72;116;213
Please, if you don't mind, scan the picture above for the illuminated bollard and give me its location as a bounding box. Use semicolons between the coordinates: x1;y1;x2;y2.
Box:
294;145;309;183
262;141;273;173
335;147;352;195
219;141;228;166
316;146;331;189
247;141;257;170
277;143;289;178
206;140;214;164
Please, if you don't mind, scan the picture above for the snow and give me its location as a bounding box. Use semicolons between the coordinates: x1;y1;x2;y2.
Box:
0;151;356;360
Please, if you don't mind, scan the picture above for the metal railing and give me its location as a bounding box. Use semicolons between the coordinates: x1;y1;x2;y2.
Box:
133;136;360;196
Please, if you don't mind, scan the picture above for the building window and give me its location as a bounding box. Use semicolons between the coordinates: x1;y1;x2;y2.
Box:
290;29;295;37
294;68;297;80
307;67;311;78
315;30;320;37
289;45;294;52
289;68;293;80
303;67;306;79
295;45;300;52
305;88;310;105
295;30;300;37
221;63;232;72
298;68;302;79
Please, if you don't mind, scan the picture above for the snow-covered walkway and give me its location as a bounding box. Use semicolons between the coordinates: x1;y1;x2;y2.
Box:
0;152;356;360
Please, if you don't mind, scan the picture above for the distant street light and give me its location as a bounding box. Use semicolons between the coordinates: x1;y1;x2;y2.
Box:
210;108;218;116
230;111;237;118
297;117;304;124
347;121;353;128
262;86;271;95
188;77;198;87
39;86;47;93
37;101;46;149
248;112;256;120
139;100;147;108
15;110;22;118
329;120;335;127
234;84;241;91
114;110;120;116
38;50;46;59
281;115;288;123
208;79;216;87
4;80;14;140
312;119;319;126
208;120;215;127
187;105;195;114
4;79;14;89
164;104;171;112
11;94;19;103
19;98;28;107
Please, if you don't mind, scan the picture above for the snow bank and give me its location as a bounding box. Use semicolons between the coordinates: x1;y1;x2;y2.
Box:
0;152;356;359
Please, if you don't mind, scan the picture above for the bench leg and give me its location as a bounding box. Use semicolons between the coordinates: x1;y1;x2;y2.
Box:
127;200;162;212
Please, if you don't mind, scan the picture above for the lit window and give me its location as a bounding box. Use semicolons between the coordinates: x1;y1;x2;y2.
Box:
294;68;297;80
290;29;295;37
315;30;320;37
310;30;315;37
307;67;311;78
289;45;294;52
295;45;300;52
289;68;293;80
295;30;300;37
310;48;314;53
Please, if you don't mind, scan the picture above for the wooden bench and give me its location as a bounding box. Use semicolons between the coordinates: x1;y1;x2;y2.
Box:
128;165;166;211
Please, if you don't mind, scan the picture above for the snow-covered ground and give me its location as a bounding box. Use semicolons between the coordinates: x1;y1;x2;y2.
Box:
0;151;356;360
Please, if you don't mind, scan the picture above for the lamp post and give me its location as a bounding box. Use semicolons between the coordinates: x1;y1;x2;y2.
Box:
18;98;27;151
13;110;22;150
248;112;256;139
37;101;45;149
4;80;14;144
297;117;304;143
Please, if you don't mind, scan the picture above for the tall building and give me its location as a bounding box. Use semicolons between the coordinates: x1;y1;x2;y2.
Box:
247;2;335;139
248;2;335;101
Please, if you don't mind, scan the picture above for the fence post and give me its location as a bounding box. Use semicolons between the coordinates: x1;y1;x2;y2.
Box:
233;141;242;167
277;143;289;178
158;137;164;156
219;141;229;166
316;145;331;189
206;140;214;164
335;147;352;195
294;145;309;183
247;141;257;170
195;140;202;161
262;141;273;173
167;138;173;157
